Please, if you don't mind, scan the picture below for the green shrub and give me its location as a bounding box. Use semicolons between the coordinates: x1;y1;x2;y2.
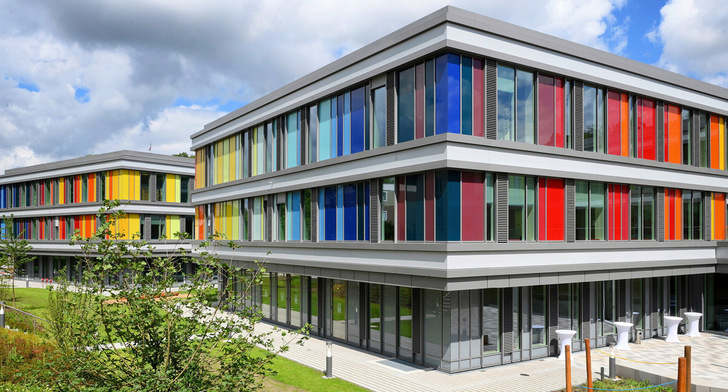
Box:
576;378;673;391
0;328;62;388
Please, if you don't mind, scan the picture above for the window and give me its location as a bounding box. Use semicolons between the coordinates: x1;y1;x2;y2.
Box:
633;97;657;160
286;191;301;241
372;87;386;149
302;189;312;241
180;176;189;203
709;114;726;170
532;286;547;346
682;109;692;165
682;190;703;240
156;173;165;202
538;177;565;241
664;188;684;240
629;185;655;240
277;202;286;241
150;215;165;240
537;75;565;148
606;90;629;156
699;112;709;167
381;178;395;241
398;54;484;141
286;111;301;169
664;104;682;164
498;66;535;143
575;181;605;240
508;175;535;241
435;170;461;241
141;172;150;201
583;85;605;153
711;193;725;240
607;184;629;241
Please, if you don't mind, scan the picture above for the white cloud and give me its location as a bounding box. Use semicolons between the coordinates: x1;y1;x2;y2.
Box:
651;0;728;84
0;0;628;173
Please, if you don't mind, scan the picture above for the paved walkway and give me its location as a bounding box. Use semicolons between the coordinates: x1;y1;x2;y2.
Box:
258;321;728;392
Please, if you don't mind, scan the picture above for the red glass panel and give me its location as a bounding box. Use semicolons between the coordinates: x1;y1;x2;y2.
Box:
711;115;721;169
473;58;484;137
397;177;405;241
538;75;555;147
668;189;675;240
636;98;643;159
538;178;546;241
59;217;65;240
607;184;614;241
675;189;682;241
415;63;425;140
555;78;564;148
425;172;435;241
546;178;565;241
621;94;629;157
607;90;621;155
462;171;484;241
621;185;629;240
642;99;656;160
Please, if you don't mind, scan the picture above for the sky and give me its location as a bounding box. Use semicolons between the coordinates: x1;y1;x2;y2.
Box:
1;0;727;173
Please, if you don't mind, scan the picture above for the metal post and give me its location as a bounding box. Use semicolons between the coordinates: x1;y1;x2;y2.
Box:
0;301;5;329
677;357;686;392
600;366;605;381
25;275;29;288
325;341;333;378
608;343;616;379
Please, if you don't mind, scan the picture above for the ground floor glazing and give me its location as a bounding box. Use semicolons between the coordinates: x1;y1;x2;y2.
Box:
236;271;727;372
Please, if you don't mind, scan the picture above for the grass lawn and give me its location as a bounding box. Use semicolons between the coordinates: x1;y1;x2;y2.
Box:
6;288;368;392
3;288;51;318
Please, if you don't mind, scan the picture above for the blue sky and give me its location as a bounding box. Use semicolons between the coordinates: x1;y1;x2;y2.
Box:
0;0;727;172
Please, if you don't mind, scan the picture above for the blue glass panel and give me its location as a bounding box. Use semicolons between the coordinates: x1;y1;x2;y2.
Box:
425;59;435;137
319;100;331;161
398;67;415;143
351;87;365;154
364;85;370;151
319;188;325;240
435;55;448;135
357;183;365;241
461;56;472;135
291;191;301;241
344;184;357;240
446;53;461;134
344;92;351;156
324;186;336;241
338;94;344;157
446;170;461;241
406;174;424;241
336;185;344;241
365;182;370;241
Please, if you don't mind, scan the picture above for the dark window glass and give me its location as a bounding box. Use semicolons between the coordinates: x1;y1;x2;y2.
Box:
151;215;164;240
303;189;311;241
156;173;165;201
699;112;709;168
692;191;703;240
180;176;189;203
682;109;692;165
141;172;150;201
405;174;424;241
372;88;386;149
397;67;415;143
381;178;395;241
575;181;589;240
643;187;654;240
399;287;412;352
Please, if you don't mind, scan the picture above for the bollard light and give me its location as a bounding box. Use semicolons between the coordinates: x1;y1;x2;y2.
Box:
324;341;333;379
0;301;5;329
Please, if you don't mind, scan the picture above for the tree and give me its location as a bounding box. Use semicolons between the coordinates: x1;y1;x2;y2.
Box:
47;200;309;391
0;215;35;307
173;152;195;159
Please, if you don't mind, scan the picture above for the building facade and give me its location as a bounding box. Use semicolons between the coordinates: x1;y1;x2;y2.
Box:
0;150;195;281
190;7;728;372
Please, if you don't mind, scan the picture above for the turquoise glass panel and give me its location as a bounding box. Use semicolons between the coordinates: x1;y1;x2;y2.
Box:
291;191;301;241
337;94;344;157
287;112;299;169
319;100;331;161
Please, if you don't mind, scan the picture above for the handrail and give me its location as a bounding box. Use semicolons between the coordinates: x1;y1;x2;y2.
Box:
3;304;49;334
